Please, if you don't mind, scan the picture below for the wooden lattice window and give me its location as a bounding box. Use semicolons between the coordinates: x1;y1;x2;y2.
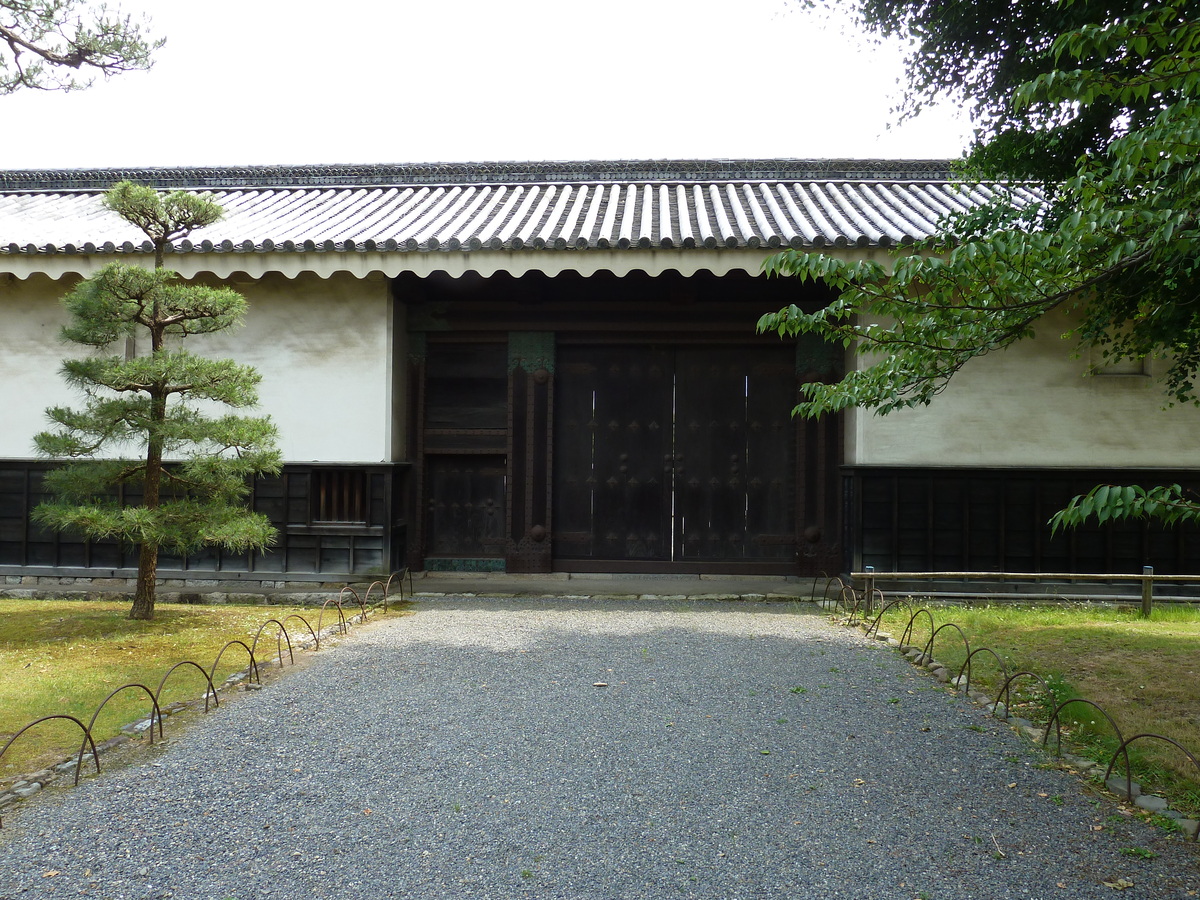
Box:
311;470;368;524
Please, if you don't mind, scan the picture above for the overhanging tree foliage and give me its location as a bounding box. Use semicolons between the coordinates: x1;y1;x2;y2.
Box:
34;183;281;620
1;0;160;93
762;3;1200;532
804;0;1200;184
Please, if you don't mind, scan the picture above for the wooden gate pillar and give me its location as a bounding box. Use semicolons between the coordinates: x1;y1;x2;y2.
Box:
507;333;555;572
405;332;428;572
795;334;844;576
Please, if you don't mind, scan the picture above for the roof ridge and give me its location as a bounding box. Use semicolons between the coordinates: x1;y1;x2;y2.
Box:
0;159;959;191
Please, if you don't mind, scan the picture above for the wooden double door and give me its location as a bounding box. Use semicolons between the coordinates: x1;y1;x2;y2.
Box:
553;345;797;566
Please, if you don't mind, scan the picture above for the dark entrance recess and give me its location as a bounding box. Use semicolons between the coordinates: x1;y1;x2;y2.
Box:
424;456;507;559
416;342;511;570
400;268;844;576
554;345;797;567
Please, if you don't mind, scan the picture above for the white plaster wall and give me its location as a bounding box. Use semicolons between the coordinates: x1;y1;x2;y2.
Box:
0;274;80;458
389;287;407;457
848;307;1200;468
0;271;396;463
189;272;394;462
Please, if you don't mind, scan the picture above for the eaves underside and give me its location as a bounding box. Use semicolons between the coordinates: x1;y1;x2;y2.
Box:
0;245;899;283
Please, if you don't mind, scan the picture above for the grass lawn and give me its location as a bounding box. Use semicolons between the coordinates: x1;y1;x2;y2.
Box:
872;601;1200;814
0;599;348;782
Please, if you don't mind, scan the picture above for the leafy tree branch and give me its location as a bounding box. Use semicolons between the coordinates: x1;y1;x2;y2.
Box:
0;0;160;93
768;3;1200;529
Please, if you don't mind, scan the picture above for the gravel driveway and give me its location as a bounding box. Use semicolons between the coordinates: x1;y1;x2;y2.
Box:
0;598;1196;899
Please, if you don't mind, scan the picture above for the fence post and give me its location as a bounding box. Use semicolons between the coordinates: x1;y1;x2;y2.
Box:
1141;565;1154;619
864;565;875;616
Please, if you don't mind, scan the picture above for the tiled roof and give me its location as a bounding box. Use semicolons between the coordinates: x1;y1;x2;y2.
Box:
0;160;1033;255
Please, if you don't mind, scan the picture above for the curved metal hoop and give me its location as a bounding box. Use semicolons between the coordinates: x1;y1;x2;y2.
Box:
155;660;219;714
385;567;413;605
0;715;100;787
1104;733;1200;838
994;671;1050;722
250;619;294;668
209;639;261;687
924;622;971;667
386;569;403;607
1043;697;1126;761
864;587;885;620
281;614;318;650
808;572;824;602
84;683;162;743
839;584;859;618
809;572;834;608
363;581;385;613
955;646;1009;696
900;608;936;652
339;586;367;618
820;575;845;609
865;596;913;638
78;683;162;783
316;598;347;640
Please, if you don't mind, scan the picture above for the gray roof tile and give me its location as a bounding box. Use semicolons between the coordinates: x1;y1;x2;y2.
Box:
0;159;1021;256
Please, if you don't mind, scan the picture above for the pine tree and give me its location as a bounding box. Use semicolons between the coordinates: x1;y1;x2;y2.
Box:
33;182;281;620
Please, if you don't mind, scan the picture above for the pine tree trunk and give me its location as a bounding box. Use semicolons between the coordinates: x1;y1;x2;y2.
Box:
130;543;158;620
131;381;167;621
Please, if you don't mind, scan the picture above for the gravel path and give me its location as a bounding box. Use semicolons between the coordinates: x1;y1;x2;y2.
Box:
0;599;1196;899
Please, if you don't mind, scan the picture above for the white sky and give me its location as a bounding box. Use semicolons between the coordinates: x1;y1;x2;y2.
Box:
1;0;973;169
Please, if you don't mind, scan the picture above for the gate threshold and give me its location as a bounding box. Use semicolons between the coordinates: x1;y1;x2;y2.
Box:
411;571;811;602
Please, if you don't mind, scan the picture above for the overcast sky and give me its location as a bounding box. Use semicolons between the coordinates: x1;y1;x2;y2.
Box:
2;0;973;170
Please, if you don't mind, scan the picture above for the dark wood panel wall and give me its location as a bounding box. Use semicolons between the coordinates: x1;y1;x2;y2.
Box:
0;461;407;579
848;467;1200;575
796;413;843;575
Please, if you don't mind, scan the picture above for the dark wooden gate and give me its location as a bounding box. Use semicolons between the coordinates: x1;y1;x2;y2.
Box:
424;456;507;558
553;345;797;567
